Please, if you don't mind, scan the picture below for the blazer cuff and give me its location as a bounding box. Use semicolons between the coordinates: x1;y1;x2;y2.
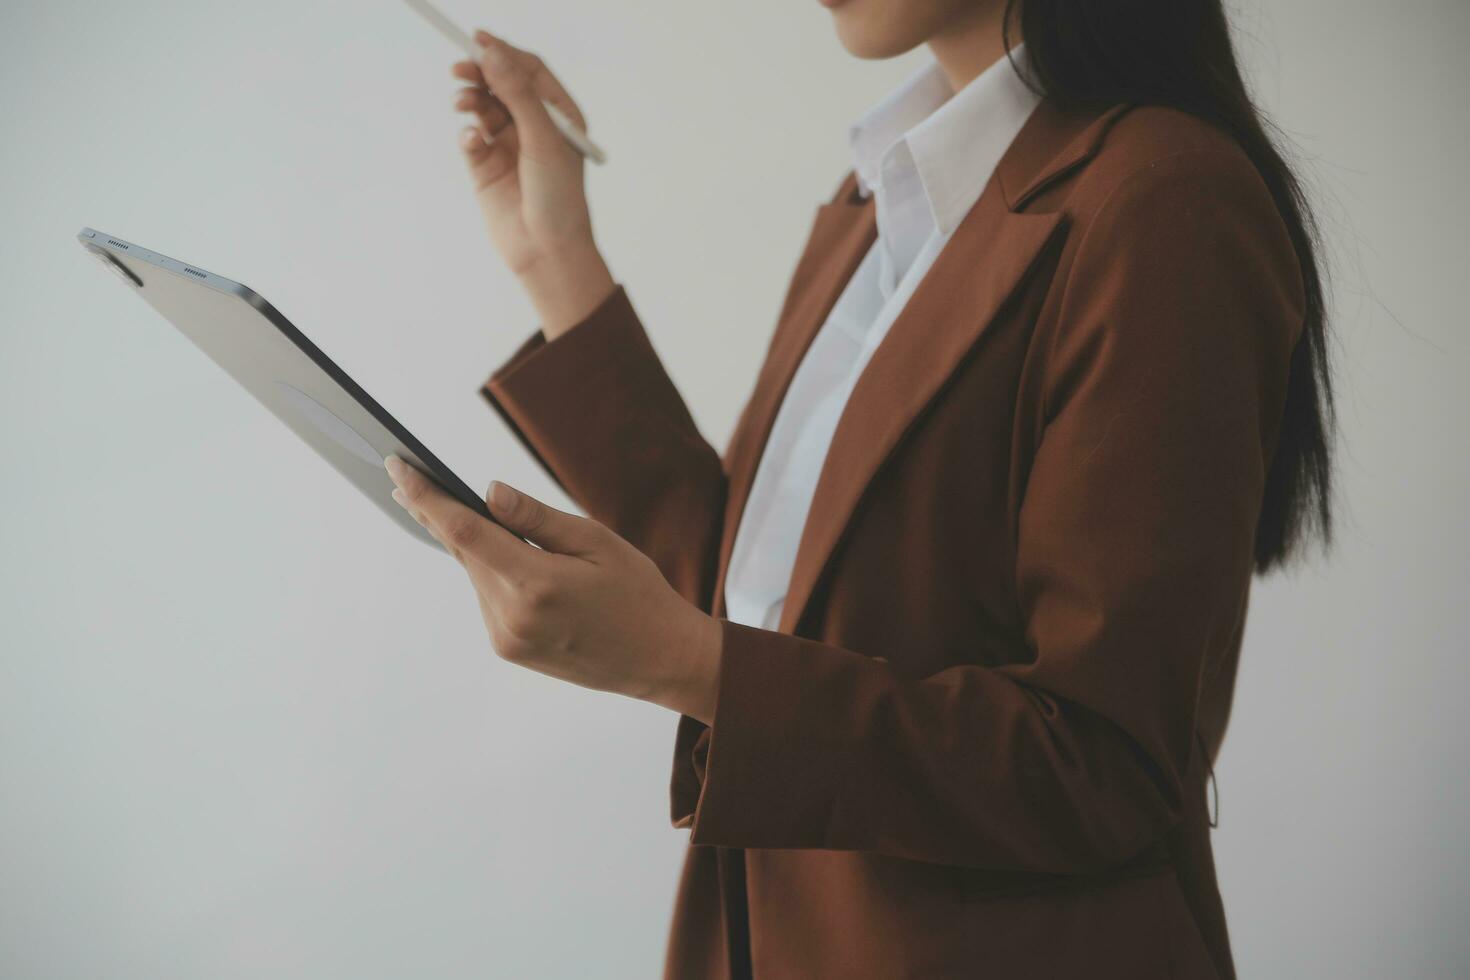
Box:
481;283;638;392
475;284;652;496
671;620;876;849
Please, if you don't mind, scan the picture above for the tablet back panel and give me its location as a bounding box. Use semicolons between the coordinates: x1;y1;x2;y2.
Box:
77;228;493;552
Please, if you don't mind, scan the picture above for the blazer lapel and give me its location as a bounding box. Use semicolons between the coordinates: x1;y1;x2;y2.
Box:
711;178;876;616
773;101;1134;634
708;98;1133;628
774;182;1065;633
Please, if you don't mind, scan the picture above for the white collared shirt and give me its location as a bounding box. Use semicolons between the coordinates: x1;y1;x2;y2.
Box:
723;46;1042;631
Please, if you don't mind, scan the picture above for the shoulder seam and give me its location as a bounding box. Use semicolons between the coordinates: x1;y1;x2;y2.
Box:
1084;147;1260;223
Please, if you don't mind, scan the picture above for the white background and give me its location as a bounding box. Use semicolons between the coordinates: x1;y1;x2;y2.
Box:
1;0;1465;976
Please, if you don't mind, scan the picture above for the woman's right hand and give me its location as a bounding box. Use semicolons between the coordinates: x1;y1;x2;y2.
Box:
452;31;616;339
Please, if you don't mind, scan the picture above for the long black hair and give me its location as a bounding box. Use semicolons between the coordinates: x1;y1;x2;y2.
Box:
1002;0;1336;575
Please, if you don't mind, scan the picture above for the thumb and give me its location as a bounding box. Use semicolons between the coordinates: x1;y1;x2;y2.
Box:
487;482;601;557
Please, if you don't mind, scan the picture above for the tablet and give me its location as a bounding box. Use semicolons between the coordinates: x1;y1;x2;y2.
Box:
77;227;497;552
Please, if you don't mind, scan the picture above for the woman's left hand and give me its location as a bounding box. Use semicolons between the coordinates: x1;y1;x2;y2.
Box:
384;456;722;724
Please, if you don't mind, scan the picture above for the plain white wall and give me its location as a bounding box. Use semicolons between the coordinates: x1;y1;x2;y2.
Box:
0;0;1464;977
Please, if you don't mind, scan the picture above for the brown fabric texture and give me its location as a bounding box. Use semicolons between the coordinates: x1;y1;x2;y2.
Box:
480;97;1303;980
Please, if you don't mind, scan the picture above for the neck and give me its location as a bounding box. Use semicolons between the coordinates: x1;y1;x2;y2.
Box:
927;3;1017;92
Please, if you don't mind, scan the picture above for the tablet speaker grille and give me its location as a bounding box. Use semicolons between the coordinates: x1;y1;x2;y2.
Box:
106;239;129;250
183;267;206;279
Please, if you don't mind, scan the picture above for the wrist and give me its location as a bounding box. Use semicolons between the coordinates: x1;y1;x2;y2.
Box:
518;241;616;340
651;610;723;725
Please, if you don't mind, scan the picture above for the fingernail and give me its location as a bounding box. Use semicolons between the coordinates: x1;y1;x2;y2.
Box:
392;488;406;508
460;127;482;149
384;455;406;480
489;481;516;510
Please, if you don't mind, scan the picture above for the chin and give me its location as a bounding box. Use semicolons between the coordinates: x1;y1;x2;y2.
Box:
826;0;978;60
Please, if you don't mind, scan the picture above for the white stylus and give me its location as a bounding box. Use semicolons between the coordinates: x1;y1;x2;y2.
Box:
401;0;607;165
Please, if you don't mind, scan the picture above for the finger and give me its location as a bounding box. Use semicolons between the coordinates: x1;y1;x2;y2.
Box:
451;59;485;86
455;39;583;123
389;468;485;558
486;482;603;558
473;30;588;133
385;457;536;576
457;122;520;193
458;124;494;165
471;34;572;165
393;486;449;547
453;86;512;138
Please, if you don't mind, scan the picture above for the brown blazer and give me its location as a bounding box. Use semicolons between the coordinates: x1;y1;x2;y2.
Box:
480;96;1304;980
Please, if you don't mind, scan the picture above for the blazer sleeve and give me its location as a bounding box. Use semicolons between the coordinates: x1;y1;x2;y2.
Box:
480;286;726;606
670;150;1306;874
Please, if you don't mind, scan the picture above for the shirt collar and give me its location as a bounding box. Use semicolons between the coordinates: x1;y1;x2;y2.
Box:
849;44;1042;237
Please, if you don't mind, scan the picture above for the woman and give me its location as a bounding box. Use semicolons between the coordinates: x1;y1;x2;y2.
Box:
385;0;1335;976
